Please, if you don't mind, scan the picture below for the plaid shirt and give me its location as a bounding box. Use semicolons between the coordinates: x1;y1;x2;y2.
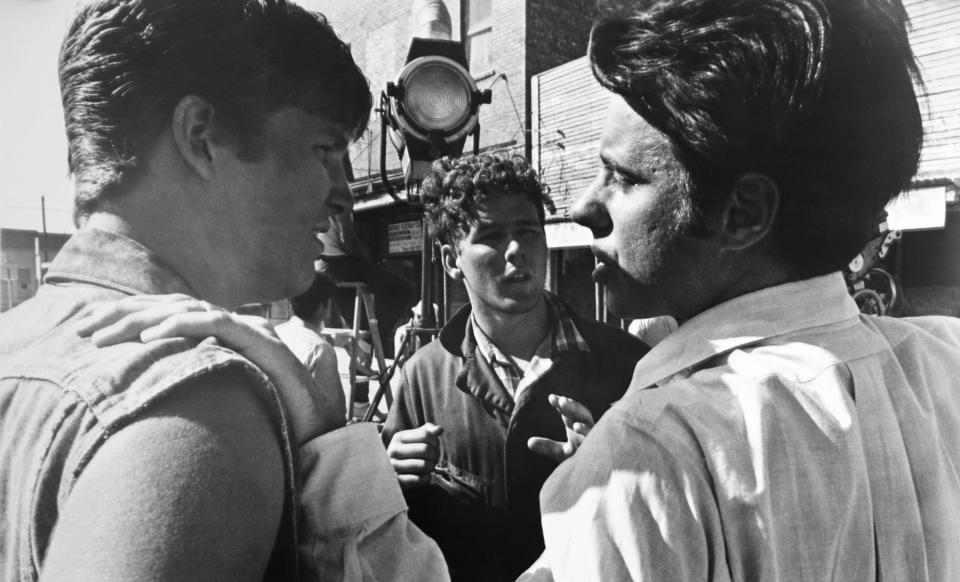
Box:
471;293;590;401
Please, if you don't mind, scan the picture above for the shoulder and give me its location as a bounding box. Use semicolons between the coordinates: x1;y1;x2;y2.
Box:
540;400;714;520
92;340;279;424
872;313;960;350
401;337;459;376
40;367;285;581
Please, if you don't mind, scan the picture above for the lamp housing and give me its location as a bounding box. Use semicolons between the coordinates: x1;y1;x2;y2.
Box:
383;38;491;185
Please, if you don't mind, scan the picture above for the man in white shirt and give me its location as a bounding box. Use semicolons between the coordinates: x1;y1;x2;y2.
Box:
521;0;960;580
275;273;347;417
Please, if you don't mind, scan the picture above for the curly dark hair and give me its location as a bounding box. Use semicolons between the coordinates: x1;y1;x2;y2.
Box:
590;0;923;278
421;153;556;246
60;0;371;224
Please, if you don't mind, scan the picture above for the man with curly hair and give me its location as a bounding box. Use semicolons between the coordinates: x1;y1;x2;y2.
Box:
381;153;649;582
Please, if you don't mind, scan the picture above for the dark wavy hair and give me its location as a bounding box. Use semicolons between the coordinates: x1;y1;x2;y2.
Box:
289;272;337;320
590;0;923;278
60;0;372;223
421;153;556;246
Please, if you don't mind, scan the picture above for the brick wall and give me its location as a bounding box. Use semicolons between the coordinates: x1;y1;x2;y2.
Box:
526;0;594;77
470;0;527;156
299;0;592;187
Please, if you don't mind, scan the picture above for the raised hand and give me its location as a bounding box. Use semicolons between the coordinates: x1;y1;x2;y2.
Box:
75;294;346;444
527;394;595;462
386;423;444;490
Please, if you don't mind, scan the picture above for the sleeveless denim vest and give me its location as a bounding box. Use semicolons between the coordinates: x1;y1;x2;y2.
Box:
0;229;299;581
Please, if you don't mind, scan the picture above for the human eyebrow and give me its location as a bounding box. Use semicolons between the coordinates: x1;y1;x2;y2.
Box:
473;222;502;235
599;152;648;185
311;118;351;149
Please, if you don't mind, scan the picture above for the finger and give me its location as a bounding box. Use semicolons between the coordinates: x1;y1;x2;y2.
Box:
77;294;206;337
75;298;159;336
398;473;431;490
526;437;567;462
390;458;438;475
393;424;444;444
550;395;595;430
75;302;126;336
388;442;441;461
138;311;237;343
140;310;259;344
572;422;590;435
88;302;211;346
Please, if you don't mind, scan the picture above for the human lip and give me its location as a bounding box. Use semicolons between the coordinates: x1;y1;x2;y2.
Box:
312;216;331;234
504;270;531;283
309;225;326;254
591;251;617;284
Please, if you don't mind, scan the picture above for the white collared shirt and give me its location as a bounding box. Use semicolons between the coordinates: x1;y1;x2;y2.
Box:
522;272;960;582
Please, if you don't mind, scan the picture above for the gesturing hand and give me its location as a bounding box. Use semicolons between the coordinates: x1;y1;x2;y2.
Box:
386;423;444;490
527;394;595;463
75;293;346;444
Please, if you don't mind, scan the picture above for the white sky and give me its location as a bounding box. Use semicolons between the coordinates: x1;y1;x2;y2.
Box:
0;0;77;234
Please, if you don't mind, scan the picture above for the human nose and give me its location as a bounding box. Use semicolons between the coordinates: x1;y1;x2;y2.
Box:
571;176;612;238
325;155;352;217
504;238;525;264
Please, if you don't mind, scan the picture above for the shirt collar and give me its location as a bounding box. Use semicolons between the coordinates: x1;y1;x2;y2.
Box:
471;315;514;369
545;292;591;355
630;272;861;389
470;291;590;365
44;227;198;297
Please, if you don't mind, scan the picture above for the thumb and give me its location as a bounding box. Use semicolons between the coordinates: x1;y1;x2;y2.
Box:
423;423;444;437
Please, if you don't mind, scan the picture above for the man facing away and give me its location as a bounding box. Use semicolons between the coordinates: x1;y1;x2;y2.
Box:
381;153;649;582
0;1;445;580
275;272;347;418
521;0;960;580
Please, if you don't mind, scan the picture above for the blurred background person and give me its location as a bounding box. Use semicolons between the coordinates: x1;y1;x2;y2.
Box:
275;272;347;419
316;172;415;355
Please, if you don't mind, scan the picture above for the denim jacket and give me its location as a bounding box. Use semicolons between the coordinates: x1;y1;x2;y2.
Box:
0;229;299;581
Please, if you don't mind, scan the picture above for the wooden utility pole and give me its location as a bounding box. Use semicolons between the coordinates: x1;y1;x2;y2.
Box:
41;196;49;263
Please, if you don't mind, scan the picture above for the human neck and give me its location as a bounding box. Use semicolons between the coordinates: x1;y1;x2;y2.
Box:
299;315;324;332
84;200;240;310
472;298;551;360
676;252;794;324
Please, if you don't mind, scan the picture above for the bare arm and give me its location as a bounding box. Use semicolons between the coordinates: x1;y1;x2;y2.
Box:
41;370;285;582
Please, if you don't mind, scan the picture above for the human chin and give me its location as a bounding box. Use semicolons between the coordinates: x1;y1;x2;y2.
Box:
602;274;657;320
498;287;542;313
283;244;319;293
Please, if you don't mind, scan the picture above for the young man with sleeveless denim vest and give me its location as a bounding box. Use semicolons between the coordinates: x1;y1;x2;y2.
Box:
381;154;649;582
0;1;446;580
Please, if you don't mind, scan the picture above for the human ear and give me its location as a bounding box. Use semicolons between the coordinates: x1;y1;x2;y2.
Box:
440;244;463;280
718;173;779;251
171;95;218;181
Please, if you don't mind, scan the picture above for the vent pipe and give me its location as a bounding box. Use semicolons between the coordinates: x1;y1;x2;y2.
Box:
411;0;452;40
